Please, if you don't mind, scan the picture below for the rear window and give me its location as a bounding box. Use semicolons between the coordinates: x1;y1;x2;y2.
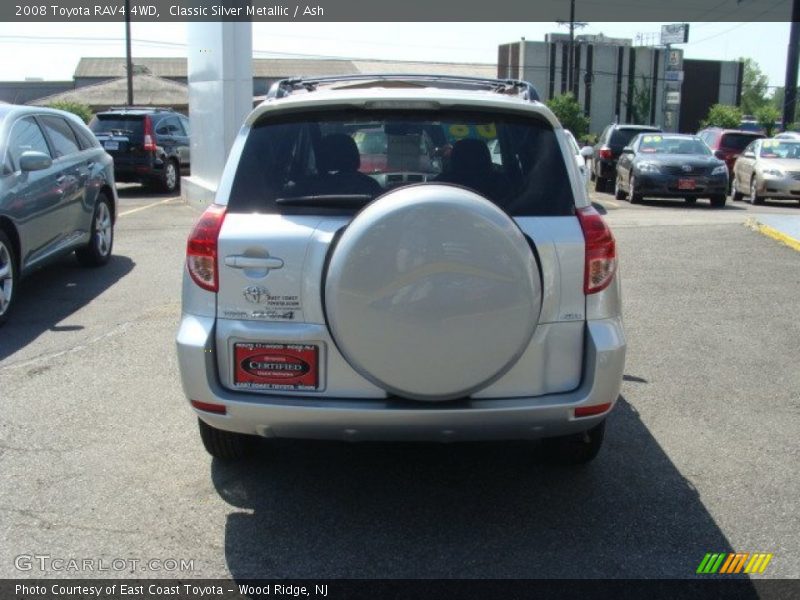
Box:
720;133;763;151
610;128;659;147
229;109;575;217
89;115;144;137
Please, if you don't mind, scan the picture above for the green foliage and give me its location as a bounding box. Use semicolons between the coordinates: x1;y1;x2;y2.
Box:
755;105;780;136
739;57;769;115
700;104;743;129
546;93;590;139
46;100;92;124
630;76;652;124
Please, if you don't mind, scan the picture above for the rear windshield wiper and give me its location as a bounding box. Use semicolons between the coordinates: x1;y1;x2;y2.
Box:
275;194;374;208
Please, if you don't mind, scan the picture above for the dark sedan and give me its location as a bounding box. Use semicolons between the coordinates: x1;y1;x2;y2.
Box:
0;105;117;325
614;133;729;207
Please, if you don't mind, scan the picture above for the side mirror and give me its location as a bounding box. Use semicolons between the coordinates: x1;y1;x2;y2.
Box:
18;151;52;172
743;151;755;159
580;146;594;158
621;146;634;154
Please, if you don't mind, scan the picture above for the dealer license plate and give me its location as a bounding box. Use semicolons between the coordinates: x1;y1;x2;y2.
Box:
677;178;696;190
103;141;119;151
233;343;319;391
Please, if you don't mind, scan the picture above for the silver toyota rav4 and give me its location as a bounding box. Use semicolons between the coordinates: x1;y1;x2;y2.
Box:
177;75;625;464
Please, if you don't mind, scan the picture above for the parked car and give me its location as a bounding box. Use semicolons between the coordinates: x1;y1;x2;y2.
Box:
176;74;625;464
697;127;765;186
614;132;728;207
0;104;117;325
89;107;190;193
591;123;662;192
565;129;593;186
731;138;800;204
774;131;800;140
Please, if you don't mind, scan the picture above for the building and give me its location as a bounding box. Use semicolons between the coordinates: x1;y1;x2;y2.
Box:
498;36;743;135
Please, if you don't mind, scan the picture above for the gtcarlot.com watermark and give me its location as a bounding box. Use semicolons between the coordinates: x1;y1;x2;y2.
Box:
15;554;195;573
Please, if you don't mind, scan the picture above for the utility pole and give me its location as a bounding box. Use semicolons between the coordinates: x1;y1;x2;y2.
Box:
783;0;800;130
125;0;133;106
557;0;587;96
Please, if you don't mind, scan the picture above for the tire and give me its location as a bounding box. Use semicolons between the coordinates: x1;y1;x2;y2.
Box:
0;230;17;327
198;418;253;460
629;175;642;204
749;178;763;205
160;159;179;193
594;175;607;193
731;179;744;201
541;420;606;465
76;194;114;267
684;197;697;205
614;176;626;200
710;194;727;208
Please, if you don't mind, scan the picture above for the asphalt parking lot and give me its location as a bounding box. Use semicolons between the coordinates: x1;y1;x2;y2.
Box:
1;184;799;580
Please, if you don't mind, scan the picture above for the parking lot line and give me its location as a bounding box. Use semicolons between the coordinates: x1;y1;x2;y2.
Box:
118;196;181;217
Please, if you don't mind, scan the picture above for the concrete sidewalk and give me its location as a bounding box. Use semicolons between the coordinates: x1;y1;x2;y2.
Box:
748;214;800;252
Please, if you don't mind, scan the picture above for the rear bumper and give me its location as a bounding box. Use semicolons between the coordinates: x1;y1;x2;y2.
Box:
176;316;626;442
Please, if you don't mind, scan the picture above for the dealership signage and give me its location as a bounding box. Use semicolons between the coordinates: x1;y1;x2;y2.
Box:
661;23;690;45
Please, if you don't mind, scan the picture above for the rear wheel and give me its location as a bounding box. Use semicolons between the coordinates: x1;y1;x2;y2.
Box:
541;420;606;465
710;194;726;208
76;194;113;267
614;176;626;200
731;179;744;201
198;419;253;460
629;176;642;204
749;178;763;205
161;159;179;193
594;175;607;193
0;230;17;326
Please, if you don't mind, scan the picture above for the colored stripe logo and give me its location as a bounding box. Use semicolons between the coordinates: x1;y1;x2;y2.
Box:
697;552;773;574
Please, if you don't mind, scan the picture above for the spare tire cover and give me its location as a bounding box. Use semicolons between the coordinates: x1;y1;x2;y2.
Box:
324;184;542;401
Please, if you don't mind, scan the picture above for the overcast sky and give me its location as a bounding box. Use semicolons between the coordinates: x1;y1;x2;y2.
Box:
0;21;791;90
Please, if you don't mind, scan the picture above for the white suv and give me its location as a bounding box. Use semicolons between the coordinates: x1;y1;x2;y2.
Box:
176;75;625;464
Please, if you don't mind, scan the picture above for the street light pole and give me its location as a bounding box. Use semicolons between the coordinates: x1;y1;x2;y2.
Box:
125;0;133;106
783;0;800;130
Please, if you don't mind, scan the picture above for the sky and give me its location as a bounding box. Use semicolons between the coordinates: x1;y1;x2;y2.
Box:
0;21;792;90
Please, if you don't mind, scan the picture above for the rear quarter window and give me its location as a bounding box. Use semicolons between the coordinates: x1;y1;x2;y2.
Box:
228;109;575;217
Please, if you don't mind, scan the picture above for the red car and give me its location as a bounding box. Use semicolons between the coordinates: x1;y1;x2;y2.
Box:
697;127;765;186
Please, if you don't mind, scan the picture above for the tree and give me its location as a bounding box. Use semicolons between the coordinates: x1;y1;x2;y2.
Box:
755;105;780;136
630;75;652;124
546;93;589;139
700;104;742;129
47;100;92;124
739;57;769;116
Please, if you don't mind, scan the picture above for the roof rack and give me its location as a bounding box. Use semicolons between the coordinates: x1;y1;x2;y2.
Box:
266;74;540;102
106;106;175;112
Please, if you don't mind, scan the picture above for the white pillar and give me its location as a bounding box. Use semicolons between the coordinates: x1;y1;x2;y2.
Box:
182;22;252;207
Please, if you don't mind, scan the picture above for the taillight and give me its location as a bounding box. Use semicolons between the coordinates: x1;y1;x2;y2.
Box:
186;204;227;292
143;115;156;152
576;206;617;294
598;146;612;160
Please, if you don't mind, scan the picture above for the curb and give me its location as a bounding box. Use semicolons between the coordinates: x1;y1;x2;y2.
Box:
747;218;800;253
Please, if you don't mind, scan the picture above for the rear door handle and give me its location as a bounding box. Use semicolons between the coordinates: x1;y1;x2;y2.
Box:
224;255;284;270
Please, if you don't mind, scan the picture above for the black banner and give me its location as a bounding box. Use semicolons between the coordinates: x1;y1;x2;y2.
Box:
3;579;800;600
0;0;794;22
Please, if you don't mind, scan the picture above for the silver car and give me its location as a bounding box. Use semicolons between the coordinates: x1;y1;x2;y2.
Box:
176;76;626;464
0;105;117;325
732;138;800;204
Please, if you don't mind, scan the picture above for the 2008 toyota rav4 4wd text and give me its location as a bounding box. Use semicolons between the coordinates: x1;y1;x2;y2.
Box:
176;75;626;465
